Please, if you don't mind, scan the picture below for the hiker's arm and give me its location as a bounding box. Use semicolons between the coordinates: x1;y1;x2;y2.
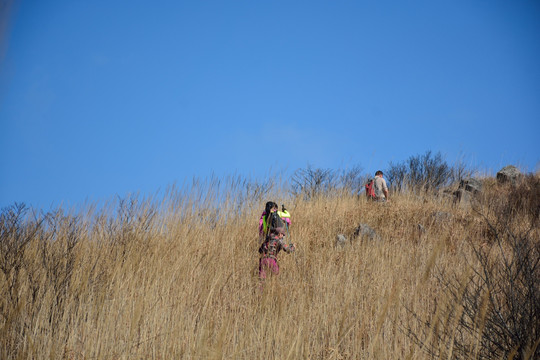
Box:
279;239;295;253
259;213;268;236
259;217;264;235
382;179;389;200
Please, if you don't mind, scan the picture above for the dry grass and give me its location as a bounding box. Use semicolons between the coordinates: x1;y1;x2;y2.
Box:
1;175;538;359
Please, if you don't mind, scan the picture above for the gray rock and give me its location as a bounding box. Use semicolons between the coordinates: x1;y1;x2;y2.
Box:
497;165;522;184
453;178;482;204
353;223;381;242
453;188;472;204
337;224;381;247
335;234;348;247
417;224;426;234
459;178;482;193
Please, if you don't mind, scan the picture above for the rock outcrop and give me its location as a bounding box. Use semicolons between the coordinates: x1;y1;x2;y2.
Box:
353;223;380;242
335;223;380;247
460;178;482;193
496;165;522;184
335;234;348;247
453;177;482;204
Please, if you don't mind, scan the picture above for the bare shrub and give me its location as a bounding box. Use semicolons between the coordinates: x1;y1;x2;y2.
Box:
290;164;364;199
387;151;471;194
450;159;475;188
386;162;408;192
338;165;365;195
291;165;337;199
407;175;540;359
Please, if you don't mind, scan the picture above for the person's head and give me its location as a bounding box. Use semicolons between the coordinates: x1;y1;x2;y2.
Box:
264;201;277;214
375;170;383;177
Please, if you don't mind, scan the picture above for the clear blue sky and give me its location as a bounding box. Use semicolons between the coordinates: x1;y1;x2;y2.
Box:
1;0;539;210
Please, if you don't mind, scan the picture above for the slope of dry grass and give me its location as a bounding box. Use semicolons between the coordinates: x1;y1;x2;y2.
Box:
1;175;538;359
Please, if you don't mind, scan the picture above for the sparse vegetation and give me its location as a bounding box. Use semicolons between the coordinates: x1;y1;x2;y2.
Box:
386;151;473;193
0;160;538;359
291;164;365;199
405;175;540;359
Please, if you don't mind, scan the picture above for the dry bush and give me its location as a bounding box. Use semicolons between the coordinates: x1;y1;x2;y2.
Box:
386;151;473;194
291;164;364;199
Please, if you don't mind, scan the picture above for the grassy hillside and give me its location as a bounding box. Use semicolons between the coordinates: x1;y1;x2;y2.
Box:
1;175;538;359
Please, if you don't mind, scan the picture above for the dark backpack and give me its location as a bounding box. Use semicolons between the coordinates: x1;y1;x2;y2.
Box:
365;179;376;200
266;211;285;234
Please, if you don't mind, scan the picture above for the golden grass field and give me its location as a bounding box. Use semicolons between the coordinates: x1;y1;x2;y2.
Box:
1;175;538;359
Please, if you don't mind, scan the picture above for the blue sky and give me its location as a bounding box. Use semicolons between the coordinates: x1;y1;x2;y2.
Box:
1;0;539;210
